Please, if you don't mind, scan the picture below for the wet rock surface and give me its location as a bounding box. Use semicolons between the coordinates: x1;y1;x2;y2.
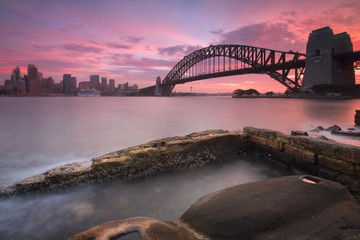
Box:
69;176;360;240
0;130;247;196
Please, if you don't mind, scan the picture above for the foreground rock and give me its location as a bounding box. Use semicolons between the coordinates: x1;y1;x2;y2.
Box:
69;175;360;240
1;130;246;196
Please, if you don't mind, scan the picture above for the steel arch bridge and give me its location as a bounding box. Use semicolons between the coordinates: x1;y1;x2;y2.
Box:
140;44;306;96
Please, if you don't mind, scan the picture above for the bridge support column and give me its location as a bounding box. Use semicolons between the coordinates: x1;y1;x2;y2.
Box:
155;76;161;96
159;85;173;96
302;27;355;92
155;76;173;96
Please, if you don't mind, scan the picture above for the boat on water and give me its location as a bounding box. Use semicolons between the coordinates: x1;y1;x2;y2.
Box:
77;89;101;97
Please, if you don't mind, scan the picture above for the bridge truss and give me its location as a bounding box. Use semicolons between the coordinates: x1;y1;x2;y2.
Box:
159;45;306;95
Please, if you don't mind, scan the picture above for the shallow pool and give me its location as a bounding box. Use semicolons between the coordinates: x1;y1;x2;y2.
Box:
0;153;304;240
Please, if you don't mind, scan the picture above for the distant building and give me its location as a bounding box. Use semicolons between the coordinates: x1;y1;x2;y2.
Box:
45;77;55;92
11;66;21;85
4;79;13;94
28;64;41;93
54;82;63;93
71;77;77;93
63;74;72;94
15;80;26;95
124;82;129;91
101;77;107;92
118;84;124;91
109;79;115;92
79;81;91;90
23;75;28;91
90;75;100;90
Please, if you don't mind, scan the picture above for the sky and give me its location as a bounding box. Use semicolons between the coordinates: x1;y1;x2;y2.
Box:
0;0;359;93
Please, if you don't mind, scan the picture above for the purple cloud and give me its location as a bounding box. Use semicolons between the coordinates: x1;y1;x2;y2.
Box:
127;36;144;44
13;10;32;20
110;53;176;69
106;43;132;49
62;43;103;54
216;22;305;52
158;45;201;56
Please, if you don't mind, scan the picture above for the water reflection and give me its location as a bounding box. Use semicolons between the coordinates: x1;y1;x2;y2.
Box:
0;154;303;240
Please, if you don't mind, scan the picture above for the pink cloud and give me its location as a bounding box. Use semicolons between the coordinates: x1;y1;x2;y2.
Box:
0;0;359;92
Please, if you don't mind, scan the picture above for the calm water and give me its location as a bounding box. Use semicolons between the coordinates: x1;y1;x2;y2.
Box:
0;96;359;239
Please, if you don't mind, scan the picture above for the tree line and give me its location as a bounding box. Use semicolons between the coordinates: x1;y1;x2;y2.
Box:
233;88;275;96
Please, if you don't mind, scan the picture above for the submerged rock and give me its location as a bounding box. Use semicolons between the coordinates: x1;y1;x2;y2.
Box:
69;175;360;240
325;125;342;132
310;125;325;132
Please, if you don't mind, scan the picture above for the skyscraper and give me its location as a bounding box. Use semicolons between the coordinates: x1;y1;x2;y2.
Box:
124;82;129;91
71;77;77;93
46;77;55;92
28;64;41;93
12;66;21;85
63;74;72;94
90;75;100;90
101;77;107;92
109;79;115;92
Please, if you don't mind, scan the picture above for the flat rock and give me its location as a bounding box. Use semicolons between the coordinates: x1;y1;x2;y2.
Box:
181;175;360;239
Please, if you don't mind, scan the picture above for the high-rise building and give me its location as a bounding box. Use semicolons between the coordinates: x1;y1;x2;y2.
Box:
23;75;28;92
109;79;115;92
46;77;55;92
71;77;77;93
101;77;107;92
124;82;129;91
90;75;100;90
63;74;72;94
12;66;21;85
16;80;26;95
28;64;41;93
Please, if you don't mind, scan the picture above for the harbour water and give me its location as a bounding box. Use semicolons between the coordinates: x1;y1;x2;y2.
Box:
0;96;359;239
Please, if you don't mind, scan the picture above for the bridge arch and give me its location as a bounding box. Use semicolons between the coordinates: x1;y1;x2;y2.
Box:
160;45;305;95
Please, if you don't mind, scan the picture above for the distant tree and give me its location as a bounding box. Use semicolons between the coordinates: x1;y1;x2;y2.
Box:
265;91;274;96
244;88;260;96
233;89;245;96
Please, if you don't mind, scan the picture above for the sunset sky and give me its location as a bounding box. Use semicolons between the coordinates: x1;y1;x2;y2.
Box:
0;0;359;93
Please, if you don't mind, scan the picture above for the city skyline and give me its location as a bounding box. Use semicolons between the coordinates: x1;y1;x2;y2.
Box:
1;0;360;93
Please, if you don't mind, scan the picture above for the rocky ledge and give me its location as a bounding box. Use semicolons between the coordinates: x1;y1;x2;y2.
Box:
1;127;360;198
0;130;247;196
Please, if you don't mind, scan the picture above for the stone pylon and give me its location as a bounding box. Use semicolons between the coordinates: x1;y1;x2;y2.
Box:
302;27;355;92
